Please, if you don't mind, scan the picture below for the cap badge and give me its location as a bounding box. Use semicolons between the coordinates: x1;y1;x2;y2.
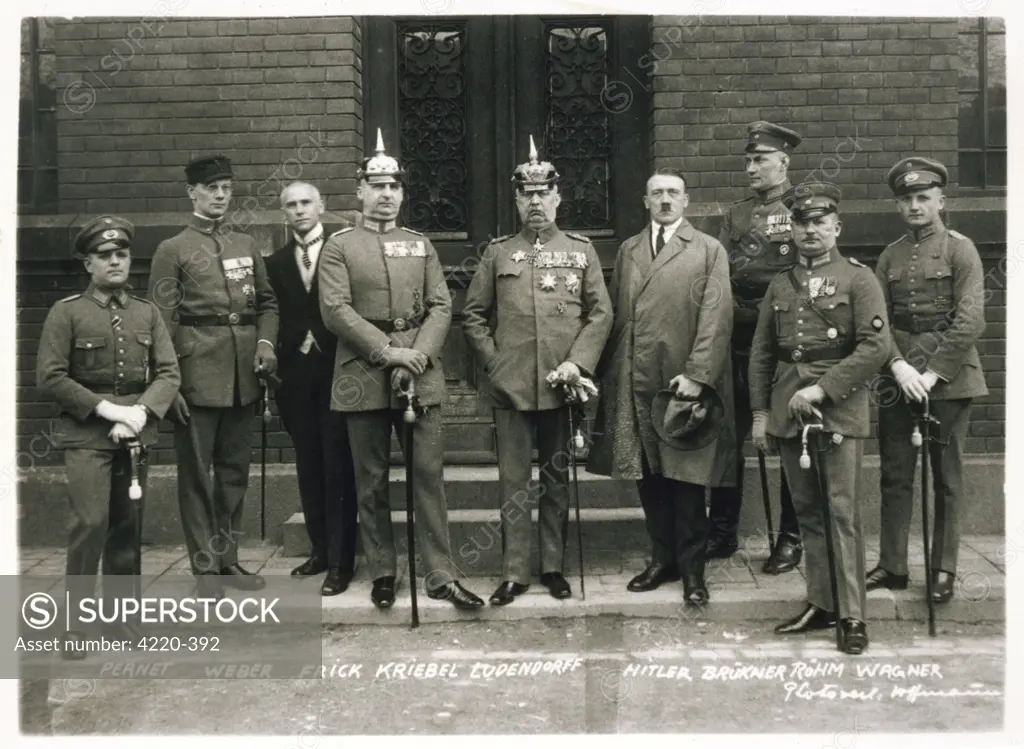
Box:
904;172;919;183
102;229;119;240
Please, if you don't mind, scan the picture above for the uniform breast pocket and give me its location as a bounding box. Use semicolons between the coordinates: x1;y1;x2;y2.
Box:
819;293;853;333
72;337;107;372
134;332;153;369
771;300;790;338
925;264;954;299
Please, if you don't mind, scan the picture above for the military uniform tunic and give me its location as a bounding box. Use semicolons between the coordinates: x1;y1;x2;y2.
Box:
318;221;458;587
874;224;987;577
749;247;890;620
146;213;279;576
714;180;800;540
36;284;180;607
462;225;612;584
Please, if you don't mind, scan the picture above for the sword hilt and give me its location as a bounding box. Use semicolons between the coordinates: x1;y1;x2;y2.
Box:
800;423;824;470
401;379;418;424
127;439;143;501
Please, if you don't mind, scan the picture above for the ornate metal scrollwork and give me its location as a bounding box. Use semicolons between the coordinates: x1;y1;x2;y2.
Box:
397;23;469;233
545;23;612;230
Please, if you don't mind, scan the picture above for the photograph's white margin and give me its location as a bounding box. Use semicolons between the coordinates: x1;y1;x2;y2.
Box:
0;0;1019;747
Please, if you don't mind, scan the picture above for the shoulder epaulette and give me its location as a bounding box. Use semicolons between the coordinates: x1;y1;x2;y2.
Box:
949;229;967;240
488;233;515;244
565;231;593;243
848;257;867;268
328;227;355;239
58;294;81;303
884;237;902;249
402;227;425;237
129;293;153;305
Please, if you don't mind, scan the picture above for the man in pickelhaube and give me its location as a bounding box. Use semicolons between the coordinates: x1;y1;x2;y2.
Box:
712;121;805;574
318;129;485;610
37;216;180;658
463;136;612;605
866;156;987;603
146;154;279;600
748;182;890;654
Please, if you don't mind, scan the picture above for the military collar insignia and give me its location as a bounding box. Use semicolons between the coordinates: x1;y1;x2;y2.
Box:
189;212;223;235
758;180;791;205
907;223;941;243
797;247;835;269
362;217;398;234
87;285;129;308
520;224;561;246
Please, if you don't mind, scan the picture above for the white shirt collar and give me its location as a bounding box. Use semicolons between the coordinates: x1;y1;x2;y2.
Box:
651;217;684;242
293;222;324;247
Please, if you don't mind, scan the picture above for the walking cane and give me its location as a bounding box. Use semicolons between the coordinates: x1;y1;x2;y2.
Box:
400;377;420;629
566;404;586;601
260;377;271;542
800;422;842;649
912;396;940;637
757;451;775;558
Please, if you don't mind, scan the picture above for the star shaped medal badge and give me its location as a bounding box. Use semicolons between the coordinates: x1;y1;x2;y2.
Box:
539;272;557;291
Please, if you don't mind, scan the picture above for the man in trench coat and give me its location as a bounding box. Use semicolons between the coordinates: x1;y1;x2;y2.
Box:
588;169;736;605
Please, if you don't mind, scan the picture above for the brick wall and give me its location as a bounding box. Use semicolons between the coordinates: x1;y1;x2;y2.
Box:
53;16;363;215
650;16;959;203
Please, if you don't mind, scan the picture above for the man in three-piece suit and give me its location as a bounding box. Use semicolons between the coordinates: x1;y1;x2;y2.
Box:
146;154;278;599
266;181;358;596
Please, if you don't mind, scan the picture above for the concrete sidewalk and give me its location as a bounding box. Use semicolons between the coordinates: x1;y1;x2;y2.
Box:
20;535;1006;627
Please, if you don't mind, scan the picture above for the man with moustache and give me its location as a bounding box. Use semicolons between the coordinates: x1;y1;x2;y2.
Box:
37;216;180;657
462;137;612;605
266;181;358;596
711;122;803;574
748;182;889;654
588;169;735;605
318;131;484;610
866;157;987;603
147;155;278;600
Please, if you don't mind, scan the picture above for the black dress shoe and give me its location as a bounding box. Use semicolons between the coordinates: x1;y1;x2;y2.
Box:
839;618;869;654
60;631;88;661
541;572;572;600
427;581;485;609
775;604;837;634
706;534;738;559
489;581;530;606
220;563;266;590
865;565;909;591
196;573;225;600
682;574;709;605
627;562;680;592
931;571;955;603
371;576;396;608
763;535;803;575
321;568;353;597
292;556;329;577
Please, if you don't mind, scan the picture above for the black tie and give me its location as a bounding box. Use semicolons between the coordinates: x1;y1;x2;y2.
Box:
302;247;311;270
655;226;666;257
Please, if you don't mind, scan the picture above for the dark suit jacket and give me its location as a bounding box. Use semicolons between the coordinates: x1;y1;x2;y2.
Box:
265;237;337;388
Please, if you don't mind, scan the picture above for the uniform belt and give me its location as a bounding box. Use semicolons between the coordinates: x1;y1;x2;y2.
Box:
80;382;148;395
774;341;856;364
893;313;953;334
179;313;256;326
366;317;422;334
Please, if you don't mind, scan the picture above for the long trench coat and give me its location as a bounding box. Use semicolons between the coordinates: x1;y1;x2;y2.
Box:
588;221;737;487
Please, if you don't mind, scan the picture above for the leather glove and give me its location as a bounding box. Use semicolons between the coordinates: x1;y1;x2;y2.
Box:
787;385;825;422
108;422;137;444
668;374;702;399
751;411;773;454
168;393;191;425
388;347;429;375
891;359;928;402
391;366;412;393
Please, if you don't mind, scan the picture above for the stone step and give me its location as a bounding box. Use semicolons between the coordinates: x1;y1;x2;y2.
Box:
17;456;1005;547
